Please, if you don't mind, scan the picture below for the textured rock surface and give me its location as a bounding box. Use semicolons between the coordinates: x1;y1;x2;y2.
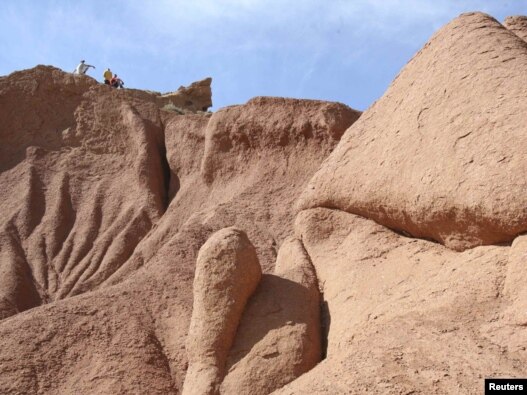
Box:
201;96;360;184
503;235;527;327
0;66;168;318
504;15;527;41
221;237;320;394
274;207;527;394
0;66;96;172
488;234;527;353
183;227;261;395
0;65;358;394
297;12;527;251
2;11;527;395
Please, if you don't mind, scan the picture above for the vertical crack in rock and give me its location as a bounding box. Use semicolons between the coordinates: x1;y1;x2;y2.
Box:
319;298;330;361
159;137;173;207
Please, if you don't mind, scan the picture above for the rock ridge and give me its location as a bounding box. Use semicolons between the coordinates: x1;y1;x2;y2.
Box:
297;12;527;251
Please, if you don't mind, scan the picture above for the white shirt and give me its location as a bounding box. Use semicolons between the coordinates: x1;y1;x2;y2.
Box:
74;63;90;75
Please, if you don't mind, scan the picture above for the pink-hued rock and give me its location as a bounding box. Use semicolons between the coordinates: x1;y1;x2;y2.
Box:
0;66;359;394
276;207;527;394
158;77;213;112
200;96;360;184
297;12;527;251
105;77;213;113
221;238;321;394
0;66;167;317
3;10;527;395
504;15;527;42
183;227;261;395
503;234;527;327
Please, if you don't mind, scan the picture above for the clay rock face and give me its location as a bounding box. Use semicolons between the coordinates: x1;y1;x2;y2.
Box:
504;15;527;41
0;232;42;318
162;96;359;275
0;66;168;318
0;65;96;172
297;12;527;251
482;233;527;359
3;11;527;395
0;65;359;394
164;114;210;200
504;234;527;324
499;234;527;343
183;227;262;395
221;238;321;394
276;207;527;393
201;96;360;183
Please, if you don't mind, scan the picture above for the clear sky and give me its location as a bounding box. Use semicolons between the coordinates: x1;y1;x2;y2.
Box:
0;1;525;111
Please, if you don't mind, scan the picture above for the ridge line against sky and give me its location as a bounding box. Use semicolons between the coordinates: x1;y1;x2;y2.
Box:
0;0;525;110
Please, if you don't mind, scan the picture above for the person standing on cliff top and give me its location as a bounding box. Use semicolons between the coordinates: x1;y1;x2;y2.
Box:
73;60;95;75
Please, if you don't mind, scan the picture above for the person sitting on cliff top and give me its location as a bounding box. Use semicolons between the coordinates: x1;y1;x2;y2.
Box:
110;74;124;89
103;68;112;85
73;60;95;75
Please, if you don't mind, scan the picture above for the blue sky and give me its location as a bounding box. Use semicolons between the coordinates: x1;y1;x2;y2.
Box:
0;1;525;110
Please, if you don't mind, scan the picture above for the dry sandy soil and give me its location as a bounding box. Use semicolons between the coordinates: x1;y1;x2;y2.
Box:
0;11;526;395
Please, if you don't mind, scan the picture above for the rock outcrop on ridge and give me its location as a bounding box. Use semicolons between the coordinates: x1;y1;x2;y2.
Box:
128;77;213;113
0;11;526;395
157;77;213;112
504;15;527;41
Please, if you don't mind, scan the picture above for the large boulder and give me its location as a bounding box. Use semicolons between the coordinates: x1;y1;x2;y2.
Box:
297;12;527;251
285;12;527;393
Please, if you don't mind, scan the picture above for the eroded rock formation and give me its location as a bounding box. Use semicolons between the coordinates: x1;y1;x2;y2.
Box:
158;77;213;112
96;76;213;114
183;227;261;395
221;237;321;394
1;11;526;395
297;12;527;251
0;65;358;394
0;67;168;318
283;12;527;393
